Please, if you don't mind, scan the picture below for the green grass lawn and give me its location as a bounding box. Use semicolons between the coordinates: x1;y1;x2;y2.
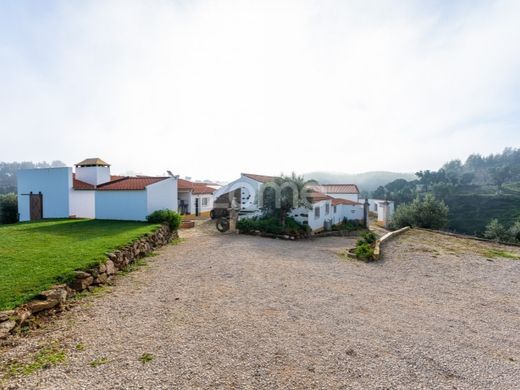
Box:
0;219;160;310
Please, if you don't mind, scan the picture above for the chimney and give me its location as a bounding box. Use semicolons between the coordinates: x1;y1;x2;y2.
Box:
75;158;111;186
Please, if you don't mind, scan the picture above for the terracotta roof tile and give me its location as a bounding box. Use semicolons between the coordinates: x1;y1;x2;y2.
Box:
177;179;216;194
177;179;194;191
192;183;215;195
75;158;110;167
331;198;361;206
72;174;95;190
305;190;333;203
241;173;278;183
309;184;359;194
96;177;169;190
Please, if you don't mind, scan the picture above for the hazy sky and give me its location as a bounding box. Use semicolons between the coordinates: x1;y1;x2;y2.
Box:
1;0;519;181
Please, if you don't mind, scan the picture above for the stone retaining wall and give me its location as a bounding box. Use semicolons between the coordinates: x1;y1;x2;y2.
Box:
0;224;175;340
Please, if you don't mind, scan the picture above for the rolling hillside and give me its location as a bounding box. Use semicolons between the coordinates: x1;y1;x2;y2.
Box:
304;171;417;192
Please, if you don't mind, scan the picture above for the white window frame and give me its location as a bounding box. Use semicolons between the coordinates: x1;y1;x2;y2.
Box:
314;206;320;219
201;197;209;207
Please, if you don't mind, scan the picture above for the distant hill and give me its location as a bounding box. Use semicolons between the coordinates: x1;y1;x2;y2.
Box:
303;171;417;192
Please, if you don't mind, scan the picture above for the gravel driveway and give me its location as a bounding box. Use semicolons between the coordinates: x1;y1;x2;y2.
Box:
1;224;519;389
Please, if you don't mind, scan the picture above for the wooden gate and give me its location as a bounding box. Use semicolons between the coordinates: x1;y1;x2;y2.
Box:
30;192;43;221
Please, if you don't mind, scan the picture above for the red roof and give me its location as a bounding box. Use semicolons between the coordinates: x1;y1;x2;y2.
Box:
73;177;95;190
73;174;137;190
177;178;194;191
177;179;215;194
96;177;169;190
305;190;333;204
241;173;278;183
309;184;359;194
192;183;215;195
331;198;361;206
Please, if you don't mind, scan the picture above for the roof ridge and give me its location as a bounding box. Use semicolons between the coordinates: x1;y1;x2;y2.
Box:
96;176;130;188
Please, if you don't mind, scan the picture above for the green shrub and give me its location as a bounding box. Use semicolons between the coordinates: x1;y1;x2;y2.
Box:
484;218;510;242
236;218;256;234
360;231;377;244
146;209;181;231
354;242;375;261
0;193;18;224
392;194;448;230
332;219;362;232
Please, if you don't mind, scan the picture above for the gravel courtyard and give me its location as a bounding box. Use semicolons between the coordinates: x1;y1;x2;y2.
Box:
1;224;519;389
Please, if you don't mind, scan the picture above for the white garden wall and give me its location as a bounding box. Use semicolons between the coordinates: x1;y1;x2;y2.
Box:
146;177;178;215
69;190;95;218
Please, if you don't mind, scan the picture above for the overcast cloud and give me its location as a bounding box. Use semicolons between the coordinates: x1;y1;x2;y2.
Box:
0;0;519;180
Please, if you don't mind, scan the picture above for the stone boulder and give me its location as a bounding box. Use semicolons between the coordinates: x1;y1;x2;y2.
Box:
0;320;16;339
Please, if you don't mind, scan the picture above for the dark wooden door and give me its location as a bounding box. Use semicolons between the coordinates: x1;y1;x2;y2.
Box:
30;192;43;221
195;198;199;216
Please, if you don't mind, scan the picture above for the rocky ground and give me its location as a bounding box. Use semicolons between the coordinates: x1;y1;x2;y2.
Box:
0;223;519;389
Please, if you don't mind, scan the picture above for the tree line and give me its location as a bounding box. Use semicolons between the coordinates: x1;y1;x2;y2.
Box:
373;148;520;204
375;148;520;233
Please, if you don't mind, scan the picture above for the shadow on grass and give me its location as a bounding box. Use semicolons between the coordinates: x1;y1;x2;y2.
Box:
24;219;154;240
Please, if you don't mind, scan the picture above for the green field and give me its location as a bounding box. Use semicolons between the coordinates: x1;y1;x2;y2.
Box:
0;219;160;310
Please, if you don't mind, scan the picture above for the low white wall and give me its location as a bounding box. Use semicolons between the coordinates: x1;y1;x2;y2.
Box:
146;177;178;215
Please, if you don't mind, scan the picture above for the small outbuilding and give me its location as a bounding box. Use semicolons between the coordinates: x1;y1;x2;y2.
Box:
17;158;178;222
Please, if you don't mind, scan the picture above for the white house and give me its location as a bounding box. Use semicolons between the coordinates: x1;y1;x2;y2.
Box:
213;173;275;212
309;184;360;203
214;173;365;232
289;191;364;231
177;179;215;217
17;158;178;222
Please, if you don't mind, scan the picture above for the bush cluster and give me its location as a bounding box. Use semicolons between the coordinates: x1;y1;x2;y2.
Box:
391;194;449;230
146;209;181;231
354;231;377;261
484;218;520;244
0;193;18;224
332;218;363;232
237;216;310;236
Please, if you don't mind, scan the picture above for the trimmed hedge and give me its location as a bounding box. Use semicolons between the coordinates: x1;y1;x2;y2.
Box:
146;209;181;231
237;216;310;236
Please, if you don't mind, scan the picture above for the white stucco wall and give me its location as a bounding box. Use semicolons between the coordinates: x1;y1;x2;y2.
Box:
146;177;178;215
291;200;333;231
191;194;214;215
17;167;72;221
332;204;364;225
69;190;95;218
75;166;111;185
326;193;359;202
95;191;148;221
213;175;262;211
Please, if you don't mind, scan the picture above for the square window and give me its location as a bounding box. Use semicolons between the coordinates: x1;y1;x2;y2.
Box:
201;197;209;207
